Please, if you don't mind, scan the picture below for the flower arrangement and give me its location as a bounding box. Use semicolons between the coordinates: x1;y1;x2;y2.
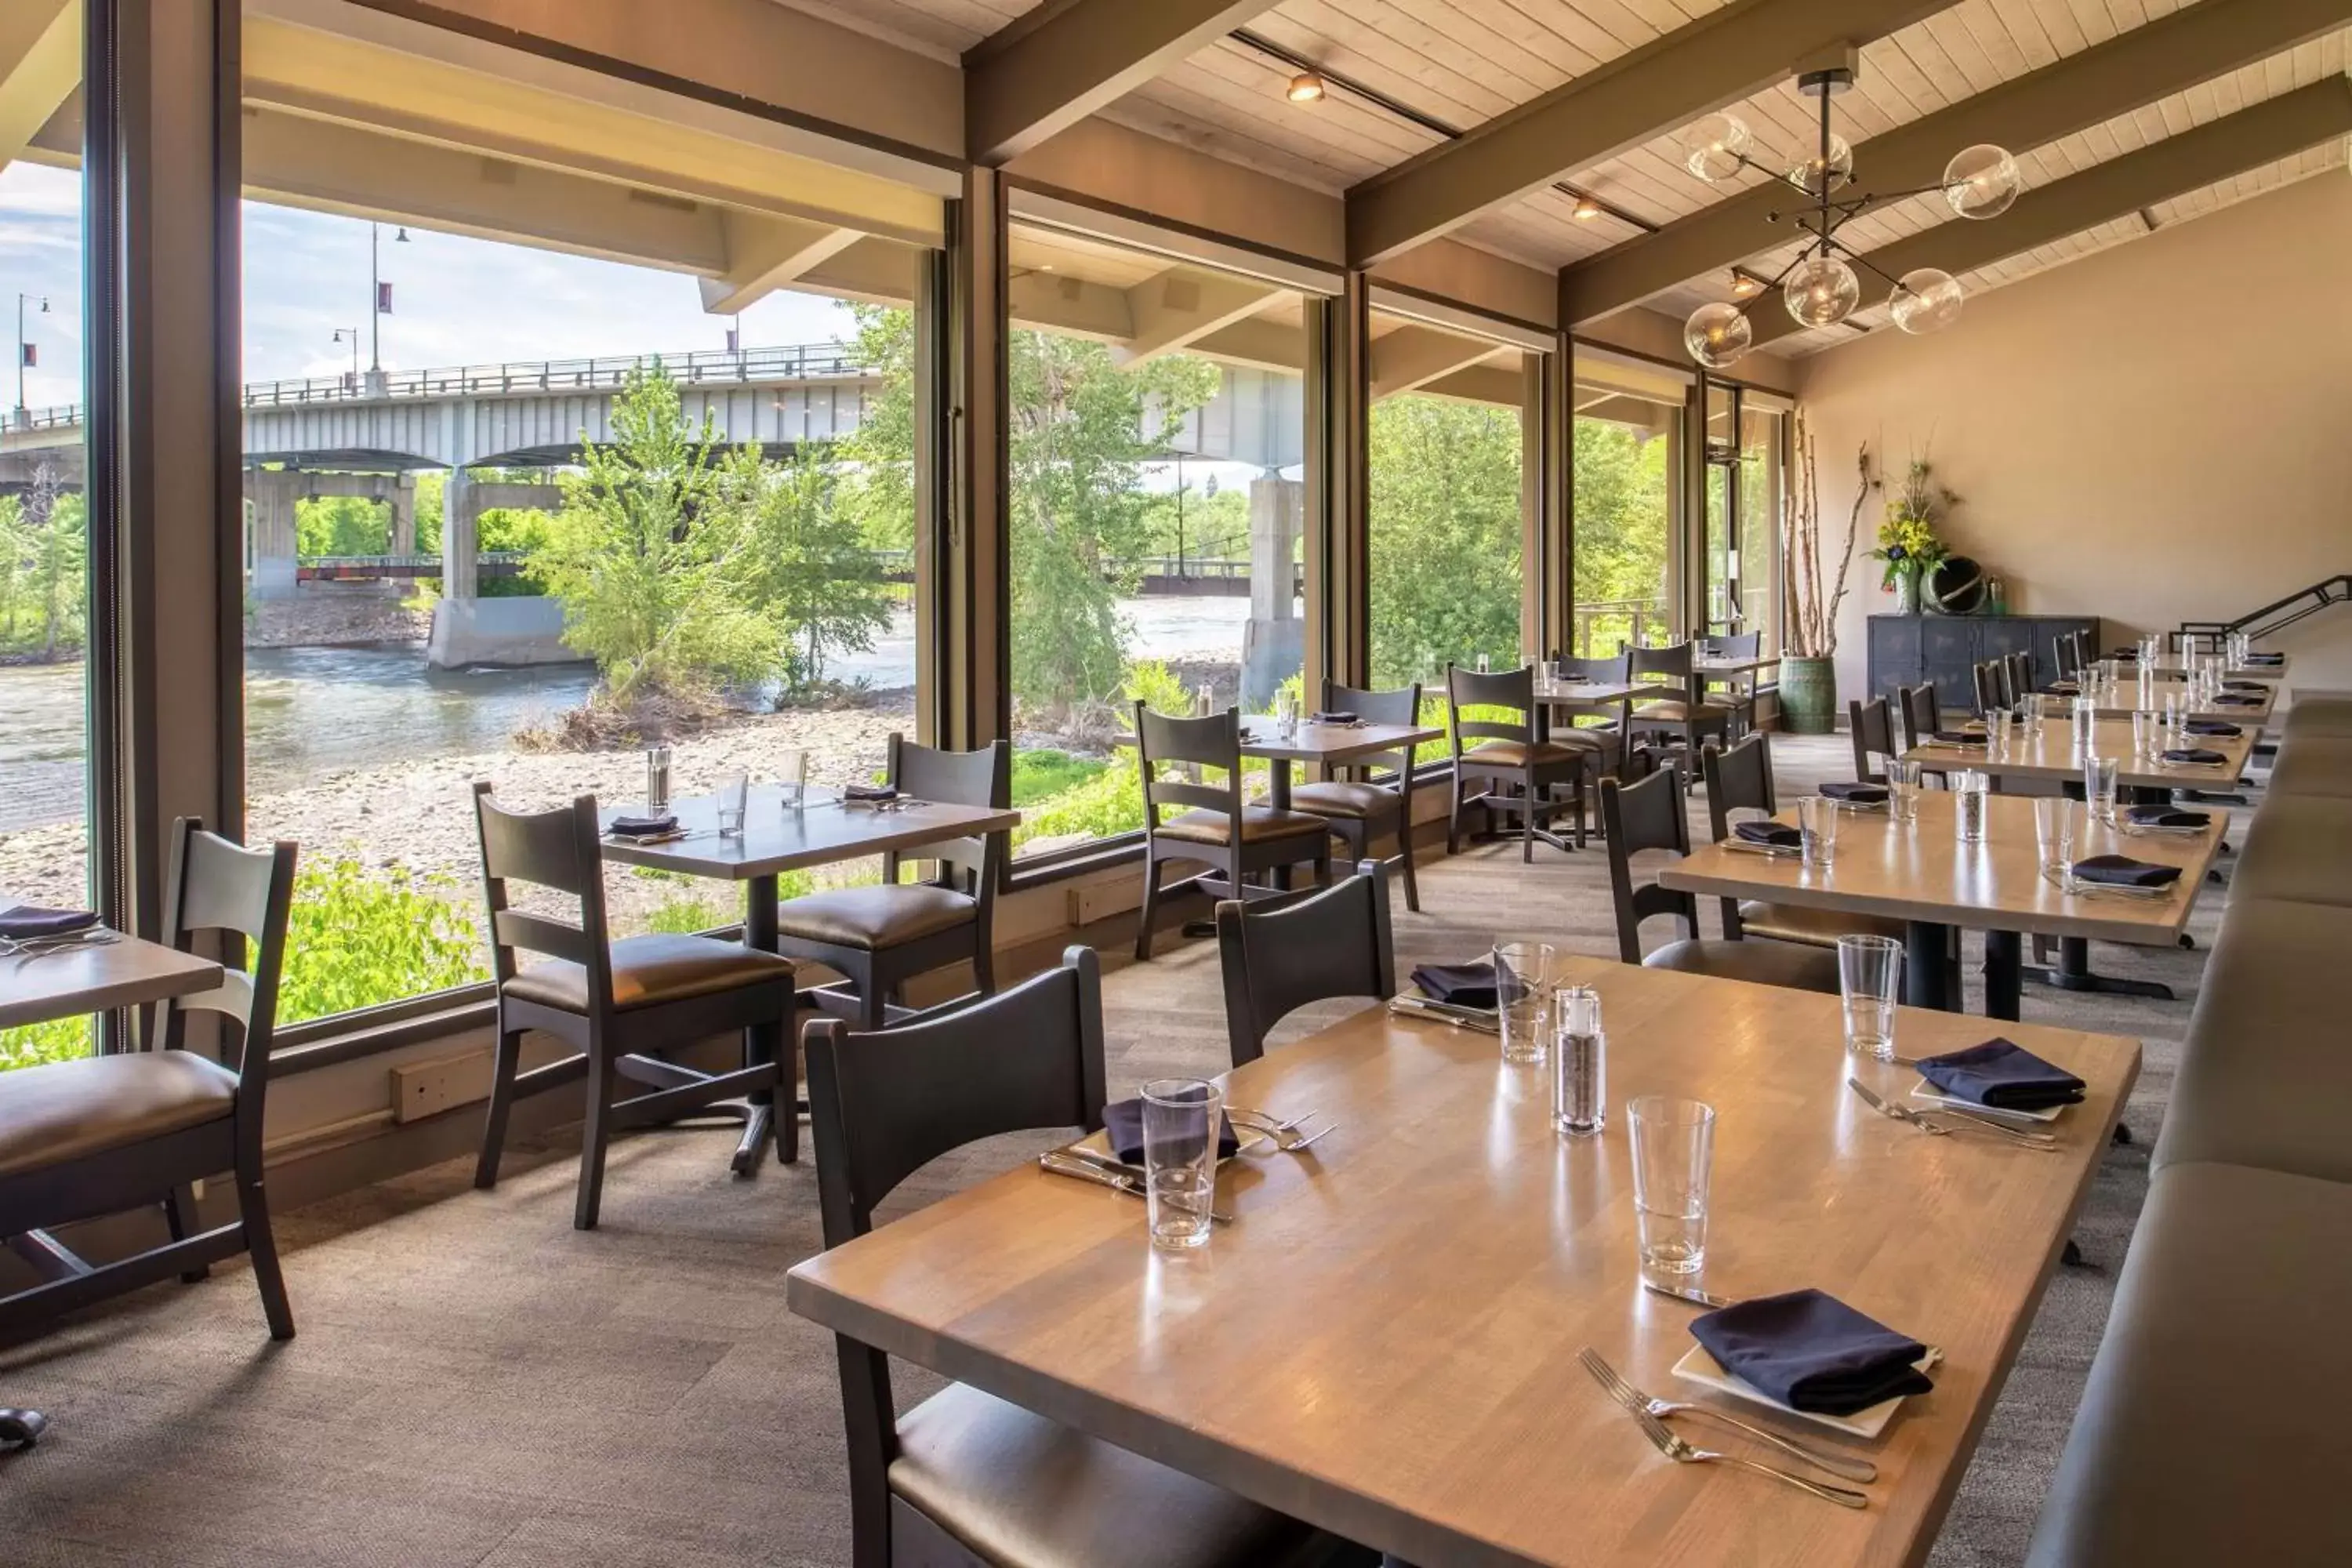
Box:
1866;455;1957;590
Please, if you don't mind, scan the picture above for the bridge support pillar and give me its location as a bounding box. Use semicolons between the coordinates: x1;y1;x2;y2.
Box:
1242;474;1303;710
441;468;477;602
244;470;302;601
390;475;417;556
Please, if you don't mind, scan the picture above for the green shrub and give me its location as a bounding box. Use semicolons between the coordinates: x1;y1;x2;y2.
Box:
1123;658;1192;718
646;893;736;935
1011;748;1106;807
1014;753;1144;850
275;856;488;1023
0;1013;93;1072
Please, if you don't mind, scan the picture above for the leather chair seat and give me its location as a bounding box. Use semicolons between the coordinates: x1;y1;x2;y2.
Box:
506;932;793;1013
1642;938;1841;994
1289;779;1399;820
1156;805;1329;846
1737;900;1908;948
1461;739;1586;769
774;884;975;950
891;1383;1327;1568
1629;700;1729;724
0;1051;238;1180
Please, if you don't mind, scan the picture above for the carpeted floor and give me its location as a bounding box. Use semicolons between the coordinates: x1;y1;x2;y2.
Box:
0;735;2230;1566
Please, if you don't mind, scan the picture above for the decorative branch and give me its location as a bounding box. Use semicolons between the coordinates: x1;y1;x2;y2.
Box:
1778;419;1873;660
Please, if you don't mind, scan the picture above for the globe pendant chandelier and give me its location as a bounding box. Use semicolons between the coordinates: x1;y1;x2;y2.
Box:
1680;63;2019;369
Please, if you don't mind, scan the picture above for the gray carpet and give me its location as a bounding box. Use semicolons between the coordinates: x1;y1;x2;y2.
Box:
0;735;2226;1566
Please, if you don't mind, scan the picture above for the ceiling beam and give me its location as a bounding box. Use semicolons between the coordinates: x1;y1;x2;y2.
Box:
1007;268;1135;342
1343;0;1947;267
0;0;76;172
1370;326;1501;401
1747;76;2352;350
1561;0;2352;324
965;1;1282;165
1116;270;1289;365
1185;317;1308;375
699;215;864;314
1413;362;1526;408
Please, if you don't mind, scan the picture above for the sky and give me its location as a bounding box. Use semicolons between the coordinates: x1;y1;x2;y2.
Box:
0;161;855;411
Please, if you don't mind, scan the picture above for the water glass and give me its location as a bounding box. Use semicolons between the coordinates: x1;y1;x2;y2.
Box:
1494;941;1556;1066
2034;797;2078;888
1884;758;1924;825
1475;652;1491;674
2071;695;2096;756
1628;1096;1716;1276
2130;710;2155;760
1797;795;1839;871
1192;682;1215;717
644;745;673;815
1552;984;1605;1138
1139;1078;1221;1251
1838;933;1904;1061
716;771;750;838
2084;756;2119;826
1954;769;1989;845
775;748;809;812
1275;688;1299;739
1987;707;2013;754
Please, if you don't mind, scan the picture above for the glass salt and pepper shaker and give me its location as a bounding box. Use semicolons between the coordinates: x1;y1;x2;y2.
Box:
644;745;673;815
1554;985;1606;1138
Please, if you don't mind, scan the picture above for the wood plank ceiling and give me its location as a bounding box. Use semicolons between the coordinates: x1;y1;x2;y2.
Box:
779;0;2351;357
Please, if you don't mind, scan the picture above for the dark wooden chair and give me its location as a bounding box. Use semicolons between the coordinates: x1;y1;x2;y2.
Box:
1287;681;1422;913
0;818;296;1343
1972;659;2005;717
1134;704;1329;962
2005;649;2033;705
470;782;794;1230
1215;860;1396;1068
804;948;1346;1568
1700;631;1766;739
774;735;1009;1030
1446;662;1597;859
1599;768;1840;994
1897;681;1942;753
1849;696;1896;783
1703;735;1908;953
1625;641;1733;774
2053;630;2087;686
1549;650;1636;740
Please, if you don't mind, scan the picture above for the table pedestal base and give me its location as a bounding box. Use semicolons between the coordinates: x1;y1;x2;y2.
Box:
0;1407;45;1450
2023;937;2174;1001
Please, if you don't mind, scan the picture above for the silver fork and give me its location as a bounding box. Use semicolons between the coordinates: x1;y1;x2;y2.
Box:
0;929;119;958
1578;1347;1878;1483
1848;1079;2056;1150
1625;1406;1869;1508
1227;1105;1334;1152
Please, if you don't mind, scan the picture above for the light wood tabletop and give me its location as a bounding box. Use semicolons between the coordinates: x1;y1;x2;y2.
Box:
1531;678;1662;707
1694;653;1778;677
1900;718;2253;792
2085;688;2273;724
0;935;223;1031
1229;719;1442;768
597;789;1020;880
788;956;2140;1568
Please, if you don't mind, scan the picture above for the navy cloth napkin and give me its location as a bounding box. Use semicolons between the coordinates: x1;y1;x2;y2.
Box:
1410;960;1497;1009
2214;694;2261;706
1102;1096;1240;1167
2071;854;2182;889
2183;720;2242;738
607;813;677;837
1733;820;1802;849
2125;804;2210;829
0;905;100;939
1819;781;1889;804
2160;747;2227;766
842;783;898;803
1307;710;1357;725
2245;652;2285;665
1929;729;1987;746
2222;679;2267;691
1917;1037;2086;1111
1690;1289;1936;1416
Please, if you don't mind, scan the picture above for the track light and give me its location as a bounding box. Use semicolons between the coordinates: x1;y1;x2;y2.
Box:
1730;270;1760;299
1572;195;1602;221
1287;72;1325;104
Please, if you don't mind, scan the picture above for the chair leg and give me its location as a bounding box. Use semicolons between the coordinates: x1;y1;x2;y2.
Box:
1134;858;1161;962
235;1163;296;1342
475;1026;524;1191
162;1183;211;1283
574;1042;620;1232
1573;772;1589;849
971;930;996;996
1522;775;1536;863
1446;773;1463;855
1395;811;1421;913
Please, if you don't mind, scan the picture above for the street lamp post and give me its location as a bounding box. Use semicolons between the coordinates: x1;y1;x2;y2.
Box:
332;327;360;389
370;222;409;375
15;293;48;422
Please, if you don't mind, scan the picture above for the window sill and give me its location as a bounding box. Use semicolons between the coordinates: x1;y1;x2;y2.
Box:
272;995;496;1076
1004;832;1145;891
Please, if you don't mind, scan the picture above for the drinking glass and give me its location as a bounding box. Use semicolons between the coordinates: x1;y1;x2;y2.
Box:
1953;769;1988;845
2034;797;2078;889
1628;1097;1716;1276
1475;652;1491;674
1276;688;1299;739
1837;934;1904;1062
1883;758;1924;826
1797;795;1839;871
1494;942;1555;1065
2130;710;2154;760
775;748;809;813
2071;695;2096;757
2084;756;2119;827
716;771;750;838
1987;708;2013;754
1139;1078;1221;1251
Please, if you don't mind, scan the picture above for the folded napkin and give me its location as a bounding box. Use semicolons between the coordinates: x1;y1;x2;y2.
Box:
2245;652;2284;666
842;783;898;803
2214;694;2261;706
1102;1095;1240;1167
1410;960;1497;1010
2070;854;2182;890
2111;647;2140;660
2125;804;2210;829
2221;679;2267;691
1819;781;1889;804
2183;720;2242;738
2160;747;2227;766
1732;820;1802;849
0;904;100;940
1306;710;1357;725
2048;679;2079;695
1690;1290;1936;1416
1916;1037;2086;1112
606;812;677;837
1929;729;1987;746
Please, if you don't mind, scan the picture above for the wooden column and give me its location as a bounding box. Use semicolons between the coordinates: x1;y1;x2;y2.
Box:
1543;335;1575;662
1305;274;1370;696
945;165;1008;750
911;247;948;747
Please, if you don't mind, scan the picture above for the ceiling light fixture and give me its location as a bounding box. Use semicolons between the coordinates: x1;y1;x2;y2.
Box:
1287;71;1326;104
1679;59;2017;368
1572;194;1603;221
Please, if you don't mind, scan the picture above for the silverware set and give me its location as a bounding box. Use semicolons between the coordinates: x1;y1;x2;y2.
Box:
2039;867;2172;901
1581;1347;1871;1508
1227;1104;1334;1152
1847;1078;2058;1149
1387;995;1499;1035
0;928;119;959
1035;1149;1235;1224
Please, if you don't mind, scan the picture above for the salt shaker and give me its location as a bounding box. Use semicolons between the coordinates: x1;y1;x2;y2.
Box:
645;745;673;815
1553;985;1606;1138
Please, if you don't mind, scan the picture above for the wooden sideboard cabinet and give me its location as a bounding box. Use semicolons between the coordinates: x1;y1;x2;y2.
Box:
1866;613;2100;714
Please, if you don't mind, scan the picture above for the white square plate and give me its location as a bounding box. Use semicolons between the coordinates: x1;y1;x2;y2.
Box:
1669;1341;1942;1440
1909;1081;2067;1123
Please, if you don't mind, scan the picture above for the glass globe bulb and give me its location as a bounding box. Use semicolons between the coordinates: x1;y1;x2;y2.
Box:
1784;132;1854;198
1945;143;2020;220
1683;112;1751;183
1889;267;1964;335
1684;302;1753;369
1783;254;1860;328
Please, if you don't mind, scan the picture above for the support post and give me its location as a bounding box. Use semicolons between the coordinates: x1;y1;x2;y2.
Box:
1240;474;1302;708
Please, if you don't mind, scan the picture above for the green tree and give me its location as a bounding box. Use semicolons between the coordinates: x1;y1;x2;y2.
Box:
27;486;85;659
1367;394;1522;686
838;306;917;553
1570;417;1672;650
0;494;26;644
738;441;894;696
295;495;390;557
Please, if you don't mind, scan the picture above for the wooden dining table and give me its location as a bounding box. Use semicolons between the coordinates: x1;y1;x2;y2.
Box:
1229;718;1445;811
601;787;1021;1167
1657;792;2226;1017
788;956;2140;1568
1900;717;2256;793
2085;687;2274;724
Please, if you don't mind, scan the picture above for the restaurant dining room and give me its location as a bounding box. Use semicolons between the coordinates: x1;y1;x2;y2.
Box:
5;0;2352;1563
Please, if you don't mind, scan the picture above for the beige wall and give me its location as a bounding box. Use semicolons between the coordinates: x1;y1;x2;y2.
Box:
1797;171;2352;705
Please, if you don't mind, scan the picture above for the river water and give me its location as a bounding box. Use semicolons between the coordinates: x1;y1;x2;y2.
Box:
0;597;1255;834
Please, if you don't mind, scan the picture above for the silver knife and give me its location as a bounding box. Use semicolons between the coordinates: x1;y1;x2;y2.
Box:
1037;1152;1232;1223
1388;995;1501;1034
1642;1279;1736;1310
1850;1079;2056;1149
1911;1101;2060;1145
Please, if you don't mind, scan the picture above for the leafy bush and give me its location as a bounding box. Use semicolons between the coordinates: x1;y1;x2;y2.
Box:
1123;658;1192;719
275;856;487;1023
646;893;736;935
0;1013;93;1072
1011;748;1106;807
1014;754;1143;851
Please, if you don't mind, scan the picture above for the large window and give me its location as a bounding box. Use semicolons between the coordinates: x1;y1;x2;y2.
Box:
1004;223;1305;860
1570;374;1679;655
0;49;91;1069
237;0;935;1024
1738;401;1784;651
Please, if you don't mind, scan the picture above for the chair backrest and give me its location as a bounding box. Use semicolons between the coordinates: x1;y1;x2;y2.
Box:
1701;732;1774;834
1972;660;2002;717
1322;680;1421;786
1628;640;1700;704
1599;767;1697;963
1553;651;1630;684
803;947;1108;1559
1135;703;1243;835
2005;649;2033;699
2055;630;2085;680
471;782;613;1000
1703;631;1762;659
156;817;297;1078
1897;682;1941;751
1215;861;1395;1068
881;735;1008;898
1849;697;1894;782
1446;663;1535;754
